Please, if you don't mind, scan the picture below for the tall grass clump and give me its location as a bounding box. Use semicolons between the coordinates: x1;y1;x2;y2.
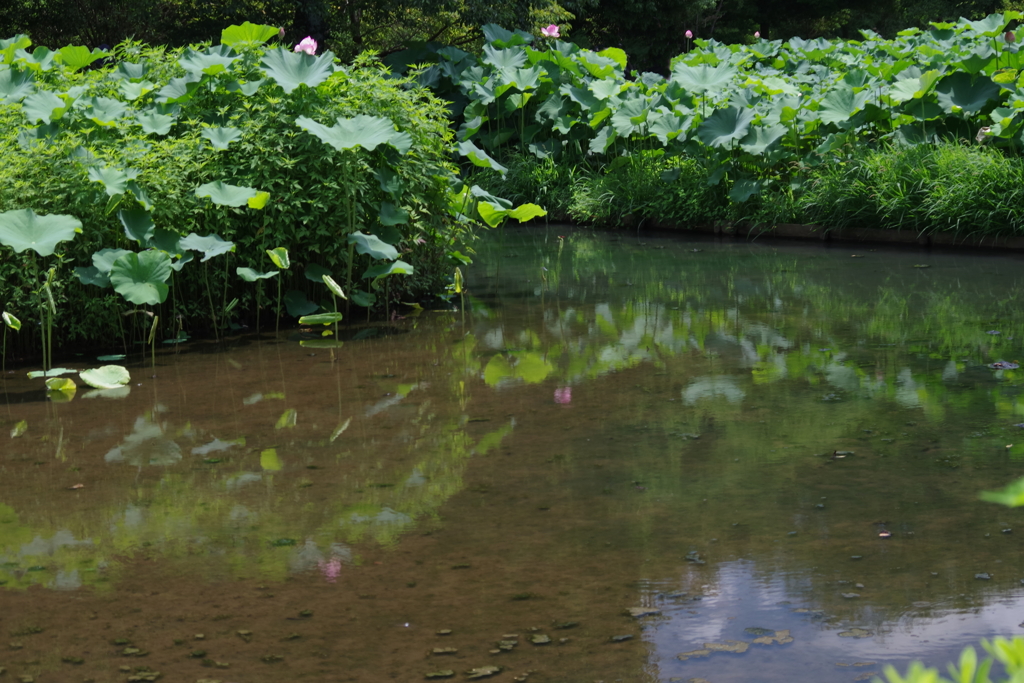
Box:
798;143;1024;235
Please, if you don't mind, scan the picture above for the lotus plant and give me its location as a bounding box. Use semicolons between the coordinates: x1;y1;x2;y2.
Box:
541;24;560;39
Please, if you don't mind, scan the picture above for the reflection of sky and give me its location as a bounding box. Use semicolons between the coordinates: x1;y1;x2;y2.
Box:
646;560;1024;683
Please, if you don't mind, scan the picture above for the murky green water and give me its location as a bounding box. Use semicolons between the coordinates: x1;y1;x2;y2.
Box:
3;226;1024;683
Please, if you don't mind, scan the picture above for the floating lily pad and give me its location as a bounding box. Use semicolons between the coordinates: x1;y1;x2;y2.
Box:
704;640;748;653
79;365;130;389
838;628;873;638
466;666;501;679
432;647;457;655
677;648;711;660
27;367;76;378
752;630;793;645
530;635;550;645
627;607;661;618
744;627;775;637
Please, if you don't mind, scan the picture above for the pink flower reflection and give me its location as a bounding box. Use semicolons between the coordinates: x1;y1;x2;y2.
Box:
554;387;572;404
317;556;342;583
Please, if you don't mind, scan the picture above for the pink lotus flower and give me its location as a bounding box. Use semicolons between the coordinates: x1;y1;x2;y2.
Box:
754;31;760;39
554;387;572;404
541;24;560;38
685;29;693;39
294;36;318;55
317;557;342;583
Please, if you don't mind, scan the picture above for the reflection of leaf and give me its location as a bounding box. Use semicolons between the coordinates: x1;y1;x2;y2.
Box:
104;415;180;465
483;355;514;386
980;477;1024;507
275;409;297;429
515;352;553;384
330;417;352;443
260;447;282;471
473;421;514;455
10;420;27;437
81;386;131;399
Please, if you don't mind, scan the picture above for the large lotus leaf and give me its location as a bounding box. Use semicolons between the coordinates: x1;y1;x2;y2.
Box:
136;110;175;135
363;260;414;282
224;78;265;96
671;62;737;96
295;114;400;152
284;290;318;317
126;181;153;211
237;267;278;282
110;251;171;305
935;72;1000;115
195;180;260;207
887;77;922;103
76;247;132;287
260;46;336;93
348;231;399;260
818;83;871;125
151;228;183;255
80;96;127;125
57;45;108;71
964;13;1007;37
598;47;627;70
481;24;533;48
457;140;507;175
590;78;621;100
0;67;34;103
697;106;754;148
507;203;547;222
221;22;279;47
179;45;238;76
379;202;409;226
16;46;55;72
201;126;242;150
119;79;156;100
88;165;132;197
0;209;81;256
477;202;510;227
304;262;332;282
23;90;68;123
482;44;527;74
576;51;619;79
156;75;201;104
739;123;787;154
610;98;650;136
180;233;235;261
116;61;148;80
118;206;155;244
79;365;130;390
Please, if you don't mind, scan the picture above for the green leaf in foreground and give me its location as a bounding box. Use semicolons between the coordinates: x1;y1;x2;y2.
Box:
295;114;403;152
348;231;399;260
3;311;21;331
201;126;243;150
180;233;235;261
79;365;130;390
261;47;336;94
980;477;1024;507
457;140;507;175
0;209;81;256
267;247;290;270
109;250;172;305
45;376;76;391
323;274;346;299
57;45;108;71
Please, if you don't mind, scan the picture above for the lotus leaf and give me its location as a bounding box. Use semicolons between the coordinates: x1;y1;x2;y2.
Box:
179;45;238;76
119;79;155;100
671;62;737;95
23;90;67;123
321;274;347;300
88;165;134;197
295;114;404;152
481;24;533;48
299;312;343;325
236;267;278;282
303;262;332;282
155;74;201;104
201;126;243;150
350;290;376;307
348;231;399;261
457;140;507;175
697;106;754;147
935;72;1000;114
3;311;21;330
118;206;155;244
109;250;172;305
195;181;263;208
0;209;81;256
818;83;871;124
221;22;279;48
57;45;107;72
379;202;409;226
136;111;175;135
0;67;34;103
267;247;290;269
260;448;282;470
275;409;297;429
180;233;235;261
79;365;130;390
284;290;318;317
80;96;127;125
27;368;76;378
363;260;414;282
45;377;76;391
260;46;336;93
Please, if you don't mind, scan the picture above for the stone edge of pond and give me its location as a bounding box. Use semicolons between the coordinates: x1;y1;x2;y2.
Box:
531;218;1024;252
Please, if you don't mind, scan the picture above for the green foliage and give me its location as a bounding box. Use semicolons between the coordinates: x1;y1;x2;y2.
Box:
876;637;1024;683
0;25;483;355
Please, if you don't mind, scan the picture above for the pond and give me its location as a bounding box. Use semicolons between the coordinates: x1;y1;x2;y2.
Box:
3;226;1024;683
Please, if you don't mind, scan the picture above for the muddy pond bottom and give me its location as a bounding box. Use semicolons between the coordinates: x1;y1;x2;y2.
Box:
4;226;1024;682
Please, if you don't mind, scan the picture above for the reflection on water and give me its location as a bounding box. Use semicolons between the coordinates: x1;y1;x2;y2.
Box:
3;226;1024;681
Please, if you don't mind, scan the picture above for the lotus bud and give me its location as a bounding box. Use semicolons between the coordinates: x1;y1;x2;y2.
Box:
278;27;285;40
754;31;760;38
976;126;992;143
685;29;693;39
1006;30;1016;43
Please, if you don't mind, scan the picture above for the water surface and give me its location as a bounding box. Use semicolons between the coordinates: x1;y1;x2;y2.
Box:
3;227;1024;682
